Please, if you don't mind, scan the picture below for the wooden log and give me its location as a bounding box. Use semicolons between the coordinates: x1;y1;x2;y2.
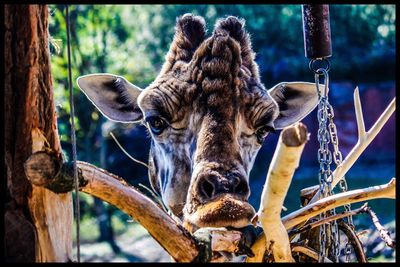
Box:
252;123;309;262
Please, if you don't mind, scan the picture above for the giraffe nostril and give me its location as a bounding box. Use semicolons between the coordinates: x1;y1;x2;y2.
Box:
200;179;215;199
234;179;248;195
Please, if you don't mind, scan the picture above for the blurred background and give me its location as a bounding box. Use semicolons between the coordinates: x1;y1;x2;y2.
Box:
48;4;396;262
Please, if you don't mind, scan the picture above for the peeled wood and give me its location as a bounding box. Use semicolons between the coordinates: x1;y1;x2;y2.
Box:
250;178;395;262
255;123;309;262
282;178;395;230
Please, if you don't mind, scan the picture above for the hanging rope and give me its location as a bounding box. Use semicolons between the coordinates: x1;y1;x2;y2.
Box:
65;5;81;262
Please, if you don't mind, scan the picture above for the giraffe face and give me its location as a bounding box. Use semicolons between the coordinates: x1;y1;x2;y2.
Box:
77;14;320;231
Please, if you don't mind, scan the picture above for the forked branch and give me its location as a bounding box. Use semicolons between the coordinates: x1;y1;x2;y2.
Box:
308;91;395;204
250;178;395;261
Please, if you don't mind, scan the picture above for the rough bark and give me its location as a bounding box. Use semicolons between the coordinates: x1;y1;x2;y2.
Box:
4;4;72;262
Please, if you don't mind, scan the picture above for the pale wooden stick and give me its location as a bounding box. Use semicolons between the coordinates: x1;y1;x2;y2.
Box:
282;178;395;229
258;122;309;262
308;94;395;204
291;245;332;263
250;179;395;261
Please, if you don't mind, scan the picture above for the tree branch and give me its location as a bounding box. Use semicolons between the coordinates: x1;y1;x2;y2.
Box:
282;178;395;230
338;220;368;263
249;179;395;261
364;206;396;249
307;94;395;204
250;123;309;262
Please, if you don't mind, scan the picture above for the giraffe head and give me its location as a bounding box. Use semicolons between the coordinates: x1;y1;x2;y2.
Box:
77;14;320;231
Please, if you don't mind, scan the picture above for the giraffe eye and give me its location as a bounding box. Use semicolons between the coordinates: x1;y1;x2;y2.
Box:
146;116;168;135
256;125;276;144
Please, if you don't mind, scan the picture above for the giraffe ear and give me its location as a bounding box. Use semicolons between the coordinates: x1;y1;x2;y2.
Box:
77;73;143;123
269;82;326;129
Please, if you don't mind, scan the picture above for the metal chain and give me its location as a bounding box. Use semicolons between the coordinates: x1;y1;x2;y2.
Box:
314;67;340;263
327;103;354;262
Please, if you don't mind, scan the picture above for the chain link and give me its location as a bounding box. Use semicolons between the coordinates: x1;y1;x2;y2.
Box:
327;102;354;262
315;68;340;263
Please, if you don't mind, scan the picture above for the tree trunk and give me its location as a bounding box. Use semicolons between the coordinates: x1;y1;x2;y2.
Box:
4;4;72;262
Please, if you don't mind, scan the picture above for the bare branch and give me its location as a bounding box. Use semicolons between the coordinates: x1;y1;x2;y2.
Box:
308;95;396;204
364;206;396;249
283;178;395;229
250;179;395;261
78;161;201;262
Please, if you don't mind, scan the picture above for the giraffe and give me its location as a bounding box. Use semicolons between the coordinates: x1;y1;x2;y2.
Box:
77;14;320;232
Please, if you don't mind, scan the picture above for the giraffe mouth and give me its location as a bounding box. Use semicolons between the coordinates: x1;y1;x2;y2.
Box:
183;193;255;230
